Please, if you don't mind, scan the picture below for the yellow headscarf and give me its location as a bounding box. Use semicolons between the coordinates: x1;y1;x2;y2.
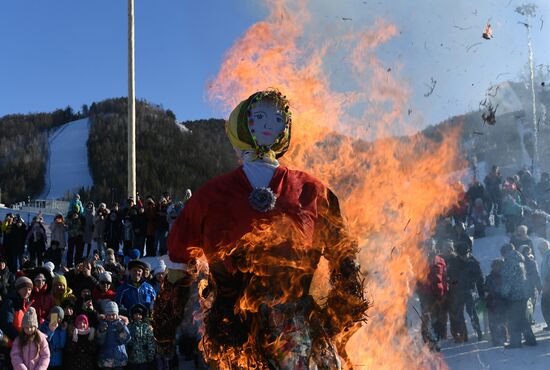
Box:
226;89;292;162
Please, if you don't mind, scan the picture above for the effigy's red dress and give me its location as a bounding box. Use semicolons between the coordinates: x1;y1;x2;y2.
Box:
165;165;365;369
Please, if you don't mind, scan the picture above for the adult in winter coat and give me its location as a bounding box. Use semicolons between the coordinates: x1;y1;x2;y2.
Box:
484;259;507;346
466;179;489;212
502;184;524;234
538;240;550;329
144;198;157;257
64;314;96;370
484;165;503;226
157;90;369;368
446;242;484;343
510;225;533;252
0;277;34;343
499;243;536;348
155;197;170;256
96;301;131;369
38;306;67;368
10;307;50;370
83;202;95;259
64;260;99;297
121;200;136;256
131;207;147;258
0;257;15;301
66;210;85;268
106;205;122;252
519;245;542;324
49;215;67;269
115;260;156;313
4;216;27;273
26;217;47;267
416;240;448;345
93;203;109;259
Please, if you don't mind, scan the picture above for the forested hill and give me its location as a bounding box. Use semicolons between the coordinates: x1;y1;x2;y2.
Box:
0;107;82;204
0;99;238;206
85;98;238;204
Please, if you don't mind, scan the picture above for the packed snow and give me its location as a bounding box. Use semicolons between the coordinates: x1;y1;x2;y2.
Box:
40;118;93;200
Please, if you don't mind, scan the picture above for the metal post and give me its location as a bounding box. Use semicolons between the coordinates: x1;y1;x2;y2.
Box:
128;0;137;201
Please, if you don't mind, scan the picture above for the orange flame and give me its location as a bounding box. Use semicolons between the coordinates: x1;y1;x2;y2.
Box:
207;1;464;369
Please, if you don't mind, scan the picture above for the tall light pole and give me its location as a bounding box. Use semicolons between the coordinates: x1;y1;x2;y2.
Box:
128;0;136;200
516;4;538;177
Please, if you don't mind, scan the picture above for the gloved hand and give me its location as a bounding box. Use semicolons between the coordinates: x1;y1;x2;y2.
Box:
115;320;125;333
98;322;108;333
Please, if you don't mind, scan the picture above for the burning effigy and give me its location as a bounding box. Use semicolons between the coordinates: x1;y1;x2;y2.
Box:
155;1;464;369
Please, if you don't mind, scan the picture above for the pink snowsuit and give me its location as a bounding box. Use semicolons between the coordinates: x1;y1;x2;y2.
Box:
10;330;50;370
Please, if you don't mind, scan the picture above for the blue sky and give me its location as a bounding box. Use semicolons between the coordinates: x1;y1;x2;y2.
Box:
1;1;549;129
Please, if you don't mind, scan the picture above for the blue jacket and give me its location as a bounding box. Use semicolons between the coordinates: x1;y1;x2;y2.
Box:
115;280;156;312
96;319;131;368
500;250;530;301
39;320;67;367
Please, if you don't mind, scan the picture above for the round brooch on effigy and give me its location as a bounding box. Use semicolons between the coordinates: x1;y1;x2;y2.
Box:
249;187;277;212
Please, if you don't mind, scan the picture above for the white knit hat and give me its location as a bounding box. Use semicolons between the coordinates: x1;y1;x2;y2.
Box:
43;261;55;274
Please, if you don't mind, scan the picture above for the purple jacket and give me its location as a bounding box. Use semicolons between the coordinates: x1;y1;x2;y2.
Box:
10;330;50;370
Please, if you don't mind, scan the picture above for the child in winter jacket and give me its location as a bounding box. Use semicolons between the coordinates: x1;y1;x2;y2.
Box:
64;314;96;370
96;301;131;369
10;307;50;370
127;304;155;370
49;214;67;269
38;306;67;369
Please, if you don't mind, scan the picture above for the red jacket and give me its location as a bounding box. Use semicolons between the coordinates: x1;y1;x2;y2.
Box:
92;287;116;302
30;285;54;325
168;166;354;266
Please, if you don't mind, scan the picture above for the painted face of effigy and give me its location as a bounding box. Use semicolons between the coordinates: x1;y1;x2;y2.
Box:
248;99;286;147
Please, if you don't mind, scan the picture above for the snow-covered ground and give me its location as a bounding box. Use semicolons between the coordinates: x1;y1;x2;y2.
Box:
436;226;550;370
40;118;93;199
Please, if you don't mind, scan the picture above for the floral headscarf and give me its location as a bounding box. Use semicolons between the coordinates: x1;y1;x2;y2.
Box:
226;89;292;162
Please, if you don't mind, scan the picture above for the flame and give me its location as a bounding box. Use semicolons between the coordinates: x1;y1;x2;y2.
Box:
206;1;464;369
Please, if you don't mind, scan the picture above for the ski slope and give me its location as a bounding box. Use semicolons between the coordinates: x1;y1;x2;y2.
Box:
41;118;93;199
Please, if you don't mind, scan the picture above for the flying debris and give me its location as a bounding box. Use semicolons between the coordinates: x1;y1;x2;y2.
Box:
453;25;472;30
387;67;392;72
342;17;353;21
408;108;413;116
466;42;482;52
541;16;544;31
423;77;437;97
473;131;485;135
487;85;500;97
480;98;498;125
482;23;493;39
542;82;546;87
